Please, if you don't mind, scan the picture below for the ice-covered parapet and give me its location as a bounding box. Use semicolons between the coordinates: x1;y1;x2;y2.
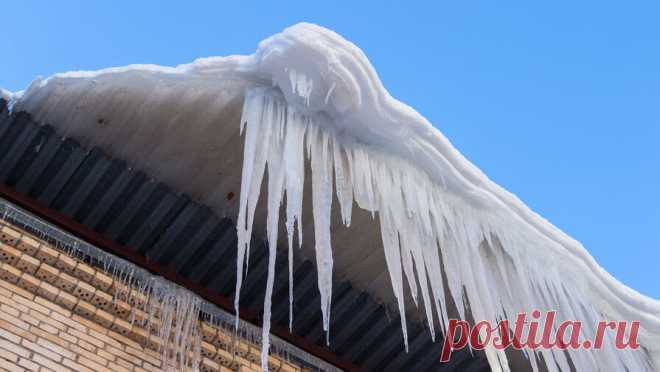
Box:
6;22;660;372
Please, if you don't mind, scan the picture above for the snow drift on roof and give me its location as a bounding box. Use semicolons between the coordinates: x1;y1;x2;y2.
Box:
6;22;659;372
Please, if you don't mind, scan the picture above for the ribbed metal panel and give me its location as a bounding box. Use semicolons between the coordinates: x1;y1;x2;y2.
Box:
0;99;489;372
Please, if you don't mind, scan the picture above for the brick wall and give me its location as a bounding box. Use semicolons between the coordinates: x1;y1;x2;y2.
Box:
0;220;307;372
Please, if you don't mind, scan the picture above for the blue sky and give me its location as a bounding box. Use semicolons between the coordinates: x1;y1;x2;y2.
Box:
2;1;658;298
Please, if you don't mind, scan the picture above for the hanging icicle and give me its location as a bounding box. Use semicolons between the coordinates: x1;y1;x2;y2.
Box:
235;86;657;372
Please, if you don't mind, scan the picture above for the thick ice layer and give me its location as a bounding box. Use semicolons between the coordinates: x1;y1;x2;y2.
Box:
7;22;659;371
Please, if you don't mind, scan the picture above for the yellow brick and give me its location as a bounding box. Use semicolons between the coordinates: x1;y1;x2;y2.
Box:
0;339;30;358
54;290;78;311
34;264;59;283
201;341;216;359
0;358;24;372
16;273;40;295
90;291;112;311
92;309;114;329
108;362;132;372
30;326;68;349
0;227;20;246
15;235;40;256
0;278;33;300
53;272;77;293
15;254;39;275
21;339;63;362
76;356;107;371
67;329;104;349
50;311;86;332
71;314;108;335
92;272;113;292
201;323;218;343
17;357;40;372
36;337;76;360
53;254;77;274
0;245;21;267
73;300;97;319
74;263;96;284
72;281;96;303
110;318;133;339
25;310;67;332
36;282;59;302
61;358;94;372
112;300;132;320
68;344;108;367
34;245;59;266
32;354;71;372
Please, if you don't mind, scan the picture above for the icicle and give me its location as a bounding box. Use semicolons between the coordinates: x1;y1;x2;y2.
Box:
310;128;335;344
236;86;658;372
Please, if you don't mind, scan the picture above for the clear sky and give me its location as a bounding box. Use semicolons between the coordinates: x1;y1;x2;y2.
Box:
2;1;658;298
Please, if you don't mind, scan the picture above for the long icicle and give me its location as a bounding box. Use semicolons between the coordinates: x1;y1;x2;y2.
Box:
237;86;656;372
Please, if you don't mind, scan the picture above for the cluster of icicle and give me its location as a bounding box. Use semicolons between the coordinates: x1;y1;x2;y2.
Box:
234;86;656;372
109;268;202;372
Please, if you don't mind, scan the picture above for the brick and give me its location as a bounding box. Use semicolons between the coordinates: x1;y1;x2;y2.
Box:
0;281;32;301
0;227;20;247
34;264;59;283
61;359;94;372
14;255;39;275
71;315;107;335
0;263;21;284
112;301;132;320
67;329;104;349
21;339;62;363
59;333;77;345
15;235;40;256
36;338;76;360
92;310;114;329
50;312;85;332
0;347;18;363
52;255;76;275
201;341;216;359
33;296;68;317
17;358;39;372
77;355;107;370
96;349;115;363
0;313;30;333
26;310;67;332
54;291;78;310
18;312;39;328
0;339;29;359
106;346;143;366
92;272;113;292
0;323;35;344
36;282;59;302
110;318;133;338
77;339;95;352
53;272;77;293
72;263;95;283
0;358;24;372
15;273;39;295
12;292;49;316
31;354;71;372
73;301;96;319
201;323;217;343
0;245;21;266
30;327;68;349
33;246;59;266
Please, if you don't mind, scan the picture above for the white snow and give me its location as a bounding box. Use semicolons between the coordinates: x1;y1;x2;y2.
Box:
5;22;659;372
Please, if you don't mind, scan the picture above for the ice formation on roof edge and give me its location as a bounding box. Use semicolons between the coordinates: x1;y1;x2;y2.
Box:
5;22;658;372
237;86;656;372
235;23;660;372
